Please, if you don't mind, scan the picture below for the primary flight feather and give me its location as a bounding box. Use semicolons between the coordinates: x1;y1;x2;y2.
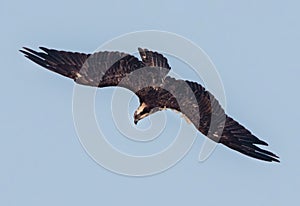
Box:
20;47;279;162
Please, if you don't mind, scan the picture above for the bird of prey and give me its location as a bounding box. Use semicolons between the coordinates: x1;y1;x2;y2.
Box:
20;47;279;162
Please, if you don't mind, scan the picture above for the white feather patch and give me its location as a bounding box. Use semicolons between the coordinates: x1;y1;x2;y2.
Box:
136;102;147;114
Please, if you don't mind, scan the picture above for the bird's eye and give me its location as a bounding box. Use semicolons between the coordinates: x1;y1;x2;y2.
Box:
141;107;150;115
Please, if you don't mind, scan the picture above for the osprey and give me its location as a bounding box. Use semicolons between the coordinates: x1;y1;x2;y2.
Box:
20;47;280;162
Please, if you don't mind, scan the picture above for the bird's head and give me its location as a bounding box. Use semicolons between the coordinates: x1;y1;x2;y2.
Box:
134;102;159;124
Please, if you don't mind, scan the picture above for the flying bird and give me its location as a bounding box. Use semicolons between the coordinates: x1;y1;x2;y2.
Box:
20;47;279;162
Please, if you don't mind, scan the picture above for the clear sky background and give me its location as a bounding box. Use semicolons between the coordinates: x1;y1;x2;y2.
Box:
1;0;299;205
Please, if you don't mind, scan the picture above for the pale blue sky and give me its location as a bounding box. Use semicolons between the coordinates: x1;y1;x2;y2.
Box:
1;0;299;205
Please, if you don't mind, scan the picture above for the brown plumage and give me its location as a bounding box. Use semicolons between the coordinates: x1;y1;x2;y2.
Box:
20;47;279;162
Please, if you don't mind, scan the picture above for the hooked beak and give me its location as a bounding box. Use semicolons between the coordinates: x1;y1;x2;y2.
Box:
133;103;151;125
134;113;140;125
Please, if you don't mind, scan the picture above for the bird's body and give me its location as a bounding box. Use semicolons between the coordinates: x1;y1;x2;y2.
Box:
20;47;279;162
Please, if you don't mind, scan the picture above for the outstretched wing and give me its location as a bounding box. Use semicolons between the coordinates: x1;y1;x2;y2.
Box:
20;47;171;89
20;47;90;79
219;116;279;162
153;77;279;162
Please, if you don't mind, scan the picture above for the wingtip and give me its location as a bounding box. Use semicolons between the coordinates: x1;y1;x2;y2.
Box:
20;47;42;56
269;156;280;163
20;46;49;55
19;47;30;54
39;46;49;53
272;153;280;160
19;49;25;54
19;48;32;57
259;139;269;146
262;156;280;163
